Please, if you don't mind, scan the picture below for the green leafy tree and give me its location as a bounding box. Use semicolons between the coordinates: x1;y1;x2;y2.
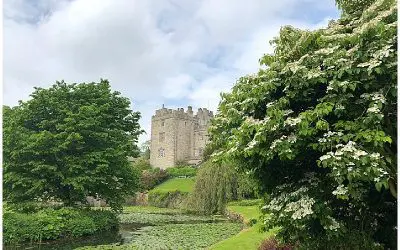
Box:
209;0;396;248
3;80;143;211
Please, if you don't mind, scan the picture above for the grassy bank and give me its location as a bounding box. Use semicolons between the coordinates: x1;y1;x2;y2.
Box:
210;200;277;250
151;177;195;193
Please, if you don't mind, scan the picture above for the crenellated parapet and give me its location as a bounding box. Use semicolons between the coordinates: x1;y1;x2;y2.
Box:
153;106;213;121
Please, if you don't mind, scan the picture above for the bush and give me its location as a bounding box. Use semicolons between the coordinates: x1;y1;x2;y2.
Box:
148;191;189;209
166;166;197;178
258;238;295;250
140;168;169;191
3;207;118;244
132;157;152;171
5;201;63;214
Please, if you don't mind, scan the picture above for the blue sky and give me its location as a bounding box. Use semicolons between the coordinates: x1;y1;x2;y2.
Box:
4;0;340;144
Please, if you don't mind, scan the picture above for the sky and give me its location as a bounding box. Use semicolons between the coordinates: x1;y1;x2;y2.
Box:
4;0;340;145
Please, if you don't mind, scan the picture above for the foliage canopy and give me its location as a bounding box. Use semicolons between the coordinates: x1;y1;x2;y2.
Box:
3;80;142;211
208;0;396;248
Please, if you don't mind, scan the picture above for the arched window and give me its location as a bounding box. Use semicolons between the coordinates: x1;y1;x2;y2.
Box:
158;148;165;157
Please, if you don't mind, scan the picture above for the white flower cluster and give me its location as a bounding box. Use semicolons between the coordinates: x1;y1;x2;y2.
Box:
373;44;394;60
356;4;396;35
336;104;345;110
266;101;276;108
361;92;385;115
323;216;341;231
377;168;389;179
315;46;339;55
324;131;344;138
326;80;350;93
270;134;297;150
210;151;224;158
284;117;302;126
367;104;380;113
337;141;368;160
283;109;294;116
318;131;344;144
307;70;324;79
288;134;297;143
227;146;239;154
319;141;369;163
362;92;386;104
245;116;263;125
284;196;315;220
332;184;348;196
245;139;257;150
370;152;381;159
270;138;281;150
371;93;386;103
284;62;307;74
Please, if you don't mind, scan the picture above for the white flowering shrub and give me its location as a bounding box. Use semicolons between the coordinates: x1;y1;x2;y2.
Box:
208;0;396;248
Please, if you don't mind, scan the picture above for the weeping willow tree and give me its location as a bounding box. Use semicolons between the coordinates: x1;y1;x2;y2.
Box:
188;160;259;214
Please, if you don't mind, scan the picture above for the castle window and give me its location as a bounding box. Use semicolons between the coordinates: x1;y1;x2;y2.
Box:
158;148;165;157
159;132;165;142
161;120;165;126
185;121;187;126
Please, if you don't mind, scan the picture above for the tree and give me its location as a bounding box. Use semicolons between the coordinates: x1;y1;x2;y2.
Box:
140;140;151;160
188;160;259;214
209;0;396;248
3;80;143;211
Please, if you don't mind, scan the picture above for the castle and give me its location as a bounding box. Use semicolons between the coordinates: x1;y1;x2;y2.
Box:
150;105;214;169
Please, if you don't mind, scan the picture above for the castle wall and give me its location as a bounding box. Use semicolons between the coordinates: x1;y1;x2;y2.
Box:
150;106;213;169
150;110;177;169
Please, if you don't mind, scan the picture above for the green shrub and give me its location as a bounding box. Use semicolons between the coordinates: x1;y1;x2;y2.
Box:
166;166;197;177
5;201;63;214
3;207;118;244
140;168;169;191
148;191;189;209
132;157;152;171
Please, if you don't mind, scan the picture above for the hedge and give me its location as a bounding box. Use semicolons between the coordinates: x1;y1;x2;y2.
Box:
166;166;197;178
3;207;118;244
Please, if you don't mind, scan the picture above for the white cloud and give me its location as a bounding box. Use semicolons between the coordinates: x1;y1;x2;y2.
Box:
162;74;193;99
4;0;339;145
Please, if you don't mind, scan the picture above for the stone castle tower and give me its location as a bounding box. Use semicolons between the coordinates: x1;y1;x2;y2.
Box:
150;105;213;169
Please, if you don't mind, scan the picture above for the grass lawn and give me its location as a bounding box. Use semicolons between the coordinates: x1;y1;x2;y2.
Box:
227;205;261;223
209;200;278;250
210;224;276;250
151;177;195;193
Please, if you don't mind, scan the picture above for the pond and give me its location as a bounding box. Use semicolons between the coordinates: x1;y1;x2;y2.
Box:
4;208;243;250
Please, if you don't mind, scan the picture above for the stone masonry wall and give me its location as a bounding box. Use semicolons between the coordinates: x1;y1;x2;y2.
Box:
150;106;213;169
